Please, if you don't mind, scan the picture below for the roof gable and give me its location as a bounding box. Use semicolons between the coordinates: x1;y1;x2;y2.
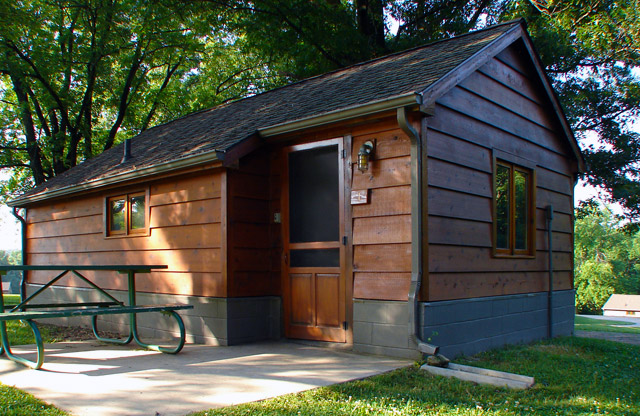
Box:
11;20;581;206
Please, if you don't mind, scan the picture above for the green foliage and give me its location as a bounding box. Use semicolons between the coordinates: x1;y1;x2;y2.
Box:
0;0;284;197
193;337;640;416
2;0;640;225
505;1;640;219
226;0;640;223
574;201;640;313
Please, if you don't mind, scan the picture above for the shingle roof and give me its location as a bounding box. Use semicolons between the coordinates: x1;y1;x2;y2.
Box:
14;21;521;204
602;294;640;312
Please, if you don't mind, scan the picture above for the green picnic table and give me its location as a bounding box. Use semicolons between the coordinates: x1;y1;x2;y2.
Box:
0;265;193;369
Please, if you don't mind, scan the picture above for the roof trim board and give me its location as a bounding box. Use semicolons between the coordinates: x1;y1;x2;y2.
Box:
258;93;422;137
9;150;223;206
419;22;524;107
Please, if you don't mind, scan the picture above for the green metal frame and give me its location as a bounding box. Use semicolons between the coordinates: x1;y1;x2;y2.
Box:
0;265;192;370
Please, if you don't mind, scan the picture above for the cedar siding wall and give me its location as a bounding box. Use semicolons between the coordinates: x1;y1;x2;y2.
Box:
426;44;575;302
226;149;280;297
26;170;225;297
351;120;413;301
263;116;414;303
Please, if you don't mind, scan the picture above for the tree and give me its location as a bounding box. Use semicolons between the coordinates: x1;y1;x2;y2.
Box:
574;201;640;314
0;0;284;199
2;0;639;224
215;0;640;222
504;1;640;222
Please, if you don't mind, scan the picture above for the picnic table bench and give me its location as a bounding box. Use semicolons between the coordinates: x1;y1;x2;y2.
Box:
0;265;193;370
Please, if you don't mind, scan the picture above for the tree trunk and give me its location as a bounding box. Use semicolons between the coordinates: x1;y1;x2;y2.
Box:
7;60;46;184
356;0;386;55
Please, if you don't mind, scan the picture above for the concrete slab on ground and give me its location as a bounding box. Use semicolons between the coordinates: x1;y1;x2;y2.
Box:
0;341;411;416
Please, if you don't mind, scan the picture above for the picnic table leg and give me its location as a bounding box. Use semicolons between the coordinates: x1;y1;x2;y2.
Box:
90;315;134;345
0;320;45;370
127;271;187;354
0;271;44;368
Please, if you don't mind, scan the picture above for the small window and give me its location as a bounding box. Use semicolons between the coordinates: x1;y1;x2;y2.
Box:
106;192;147;236
494;160;534;256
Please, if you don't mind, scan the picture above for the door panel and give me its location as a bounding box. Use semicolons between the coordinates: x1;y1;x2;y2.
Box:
283;138;346;342
316;273;340;327
290;273;313;325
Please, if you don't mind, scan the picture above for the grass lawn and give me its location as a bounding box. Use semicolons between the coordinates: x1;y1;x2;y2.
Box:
1;305;638;416
575;315;640;334
190;336;639;416
3;294;20;306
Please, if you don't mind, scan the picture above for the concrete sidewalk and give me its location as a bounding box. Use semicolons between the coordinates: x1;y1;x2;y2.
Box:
577;314;640;327
0;341;411;416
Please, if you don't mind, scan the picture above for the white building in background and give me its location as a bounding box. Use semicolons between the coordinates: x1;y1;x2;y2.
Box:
602;294;640;317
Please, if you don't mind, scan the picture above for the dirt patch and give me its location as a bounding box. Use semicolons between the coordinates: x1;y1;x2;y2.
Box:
40;323;123;342
533;344;573;355
575;330;640;346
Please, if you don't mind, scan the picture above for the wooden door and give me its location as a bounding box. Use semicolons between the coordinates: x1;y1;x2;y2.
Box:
282;138;346;342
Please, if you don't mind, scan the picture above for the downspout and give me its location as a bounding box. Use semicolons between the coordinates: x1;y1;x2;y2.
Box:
397;106;439;356
546;205;554;339
11;207;27;300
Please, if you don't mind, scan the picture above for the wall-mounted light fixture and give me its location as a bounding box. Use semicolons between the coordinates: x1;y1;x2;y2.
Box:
357;140;376;172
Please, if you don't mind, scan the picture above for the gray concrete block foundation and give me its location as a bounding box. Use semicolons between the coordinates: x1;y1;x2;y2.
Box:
25;285;281;346
420;290;575;358
353;299;421;360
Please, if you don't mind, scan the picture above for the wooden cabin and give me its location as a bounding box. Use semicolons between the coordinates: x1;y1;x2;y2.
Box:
9;20;583;359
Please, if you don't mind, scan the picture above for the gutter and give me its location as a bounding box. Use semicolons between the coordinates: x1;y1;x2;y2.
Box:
9;150;223;207
546;205;554;338
259;93;421;137
397;106;439;356
11;207;27;300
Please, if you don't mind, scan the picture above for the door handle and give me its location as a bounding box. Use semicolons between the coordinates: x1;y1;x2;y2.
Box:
283;253;288;265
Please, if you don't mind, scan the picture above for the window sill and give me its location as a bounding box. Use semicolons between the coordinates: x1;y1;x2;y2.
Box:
492;253;536;259
105;231;150;239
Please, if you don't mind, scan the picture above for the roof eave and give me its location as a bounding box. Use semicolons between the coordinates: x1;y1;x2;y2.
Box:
258;93;422;137
9;150;223;207
10;94;423;207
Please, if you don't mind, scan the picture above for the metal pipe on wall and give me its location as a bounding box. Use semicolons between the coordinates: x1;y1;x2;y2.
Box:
11;207;27;300
397;106;439;356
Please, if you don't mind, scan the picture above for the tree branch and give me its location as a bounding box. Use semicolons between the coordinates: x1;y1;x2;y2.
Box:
0;163;31;169
141;60;182;131
0;146;28;151
104;41;144;150
5;56;46;184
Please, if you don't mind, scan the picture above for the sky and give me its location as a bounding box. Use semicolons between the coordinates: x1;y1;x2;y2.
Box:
0;204;21;251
